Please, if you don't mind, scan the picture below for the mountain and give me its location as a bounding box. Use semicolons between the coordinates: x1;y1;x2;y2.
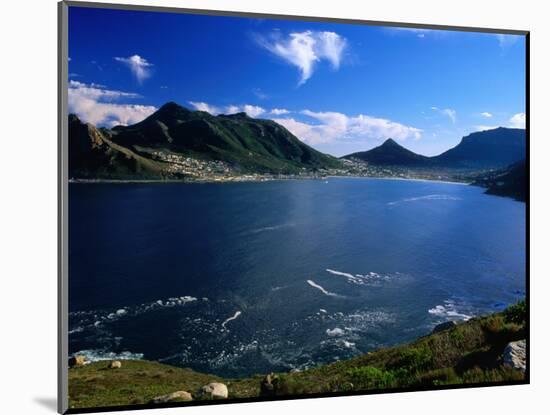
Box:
473;159;527;201
342;138;430;166
107;102;341;174
432;128;526;169
69;114;167;180
342;128;526;170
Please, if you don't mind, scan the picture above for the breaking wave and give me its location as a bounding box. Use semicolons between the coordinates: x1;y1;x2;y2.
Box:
307;280;341;297
428;299;473;321
387;194;462;206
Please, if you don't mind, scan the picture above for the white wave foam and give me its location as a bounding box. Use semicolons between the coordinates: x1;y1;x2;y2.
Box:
221;311;242;329
428;300;473;321
306;280;340;297
387;194;462;206
325;268;390;286
72;349;144;363
326;327;345;337
69;295;199;335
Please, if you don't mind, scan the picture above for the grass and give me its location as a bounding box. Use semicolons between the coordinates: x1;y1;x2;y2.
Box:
68;301;526;410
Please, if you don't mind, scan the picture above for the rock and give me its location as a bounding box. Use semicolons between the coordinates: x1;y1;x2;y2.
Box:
432;320;458;334
198;382;228;399
150;391;193;404
260;373;280;397
503;339;526;372
108;360;122;369
68;355;86;367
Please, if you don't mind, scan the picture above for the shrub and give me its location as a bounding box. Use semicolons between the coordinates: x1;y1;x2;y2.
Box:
503;300;526;325
346;366;397;389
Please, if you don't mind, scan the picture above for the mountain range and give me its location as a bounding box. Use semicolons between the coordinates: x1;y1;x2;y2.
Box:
342;127;526;170
69;101;527;189
69;102;341;179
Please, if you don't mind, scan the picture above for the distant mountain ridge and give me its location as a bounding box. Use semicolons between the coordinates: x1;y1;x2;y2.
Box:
342;138;429;166
343;128;526;170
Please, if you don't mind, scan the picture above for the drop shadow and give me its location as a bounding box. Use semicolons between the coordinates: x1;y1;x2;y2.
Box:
34;397;57;412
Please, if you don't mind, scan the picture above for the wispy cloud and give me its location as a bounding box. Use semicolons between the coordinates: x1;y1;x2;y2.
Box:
252;88;269;100
270;108;290;115
186;101;420;144
497;34;520;50
114;54;153;83
509;112;526;128
273;110;422;145
257;30;347;85
480;112;493;118
431;106;457;124
474;125;499;132
188;101;267;118
68;80;156;127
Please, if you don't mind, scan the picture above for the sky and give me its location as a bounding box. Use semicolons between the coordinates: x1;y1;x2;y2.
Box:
68;6;526;157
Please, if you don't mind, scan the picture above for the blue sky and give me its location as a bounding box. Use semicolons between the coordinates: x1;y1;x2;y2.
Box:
68;6;526;157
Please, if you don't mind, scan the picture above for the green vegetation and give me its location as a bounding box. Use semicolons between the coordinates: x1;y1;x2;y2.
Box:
68;301;526;410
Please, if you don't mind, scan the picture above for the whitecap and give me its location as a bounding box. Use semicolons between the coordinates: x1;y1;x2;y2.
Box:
428;300;473;321
326;327;345;337
221;311;242;329
306;280;340;297
388;194;462;206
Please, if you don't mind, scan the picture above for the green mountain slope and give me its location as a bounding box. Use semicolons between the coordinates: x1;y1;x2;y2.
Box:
107;102;341;174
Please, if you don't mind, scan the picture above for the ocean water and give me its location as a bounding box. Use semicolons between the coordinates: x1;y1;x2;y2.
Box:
68;178;526;377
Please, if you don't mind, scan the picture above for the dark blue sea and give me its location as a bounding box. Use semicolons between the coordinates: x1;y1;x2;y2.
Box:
68;178;526;377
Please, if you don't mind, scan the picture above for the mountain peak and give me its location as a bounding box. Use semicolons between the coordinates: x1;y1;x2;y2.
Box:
157;101;190;115
381;138;399;147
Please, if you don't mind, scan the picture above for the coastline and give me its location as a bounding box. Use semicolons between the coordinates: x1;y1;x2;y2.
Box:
68;301;526;409
69;174;471;186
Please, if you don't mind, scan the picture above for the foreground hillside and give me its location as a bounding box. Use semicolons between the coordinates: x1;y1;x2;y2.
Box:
68;301;526;411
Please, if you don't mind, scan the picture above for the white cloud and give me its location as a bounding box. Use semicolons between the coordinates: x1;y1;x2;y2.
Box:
188;101;267;118
273;110;422;145
114;54;153;83
68;81;156;127
258;30;347;85
497;34;520;49
270;108;290;115
509;112;526;128
188;101;221;114
431;106;457;124
480;112;493;118
474;125;499;132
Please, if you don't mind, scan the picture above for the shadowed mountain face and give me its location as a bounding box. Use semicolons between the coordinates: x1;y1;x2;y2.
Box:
68;114;166;180
342;138;430;166
432;128;526;169
342;128;526;170
108;102;341;173
473;159;527;201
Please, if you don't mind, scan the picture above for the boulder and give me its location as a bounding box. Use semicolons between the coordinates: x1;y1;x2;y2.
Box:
432;320;458;334
68;355;86;367
198;382;228;399
260;373;280;397
108;360;122;369
503;339;526;372
150;391;193;404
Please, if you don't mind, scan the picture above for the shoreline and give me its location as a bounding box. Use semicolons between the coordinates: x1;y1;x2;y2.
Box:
69;174;471;186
